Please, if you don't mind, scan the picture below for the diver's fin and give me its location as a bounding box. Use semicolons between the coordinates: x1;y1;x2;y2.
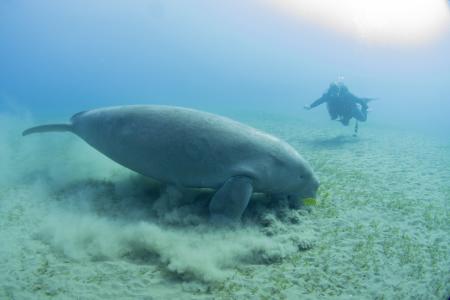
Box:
362;97;377;103
22;124;73;136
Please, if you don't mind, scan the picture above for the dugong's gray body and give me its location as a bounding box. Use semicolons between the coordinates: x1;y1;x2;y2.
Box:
23;105;319;222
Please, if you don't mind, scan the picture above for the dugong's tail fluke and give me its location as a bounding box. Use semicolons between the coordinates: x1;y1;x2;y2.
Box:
22;124;73;136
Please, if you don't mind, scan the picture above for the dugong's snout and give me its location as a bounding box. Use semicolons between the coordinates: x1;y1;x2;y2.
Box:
301;174;320;199
286;174;319;207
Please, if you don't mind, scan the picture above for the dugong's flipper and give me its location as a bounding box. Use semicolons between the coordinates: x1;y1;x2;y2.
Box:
22;124;73;136
209;176;253;224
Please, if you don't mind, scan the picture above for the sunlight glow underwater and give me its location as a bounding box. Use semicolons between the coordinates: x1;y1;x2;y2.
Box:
269;0;450;45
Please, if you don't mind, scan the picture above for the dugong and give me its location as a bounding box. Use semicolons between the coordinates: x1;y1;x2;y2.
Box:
23;105;319;223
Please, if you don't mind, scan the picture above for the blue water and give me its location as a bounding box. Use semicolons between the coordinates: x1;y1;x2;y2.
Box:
1;1;449;137
1;1;449;299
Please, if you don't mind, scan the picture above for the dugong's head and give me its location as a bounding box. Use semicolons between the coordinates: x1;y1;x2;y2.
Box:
268;142;319;202
284;157;319;201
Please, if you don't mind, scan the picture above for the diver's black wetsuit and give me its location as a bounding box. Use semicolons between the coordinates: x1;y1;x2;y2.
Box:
309;84;368;126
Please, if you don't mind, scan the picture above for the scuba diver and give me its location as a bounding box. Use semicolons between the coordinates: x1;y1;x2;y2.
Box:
304;82;373;135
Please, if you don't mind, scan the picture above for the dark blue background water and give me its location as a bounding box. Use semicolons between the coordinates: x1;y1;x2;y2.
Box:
1;1;449;136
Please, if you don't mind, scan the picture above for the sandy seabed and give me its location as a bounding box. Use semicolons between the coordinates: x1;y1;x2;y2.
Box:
0;111;449;300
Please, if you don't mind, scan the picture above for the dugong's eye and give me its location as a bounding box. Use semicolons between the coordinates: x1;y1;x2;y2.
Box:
299;174;305;180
